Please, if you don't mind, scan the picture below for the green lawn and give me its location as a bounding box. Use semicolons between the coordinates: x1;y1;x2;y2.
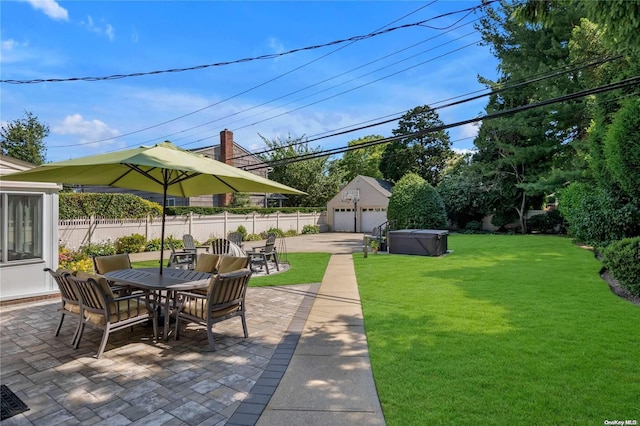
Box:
131;252;331;287
353;234;640;425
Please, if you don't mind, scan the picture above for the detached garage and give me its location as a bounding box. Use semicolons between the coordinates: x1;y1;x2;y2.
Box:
327;175;393;233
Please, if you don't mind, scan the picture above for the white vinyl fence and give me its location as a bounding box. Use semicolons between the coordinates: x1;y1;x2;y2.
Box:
59;211;328;249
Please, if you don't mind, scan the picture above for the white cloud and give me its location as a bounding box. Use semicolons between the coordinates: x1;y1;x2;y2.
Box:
459;122;480;139
0;39;30;64
53;114;120;145
268;37;285;54
81;15;115;41
23;0;68;21
453;147;477;155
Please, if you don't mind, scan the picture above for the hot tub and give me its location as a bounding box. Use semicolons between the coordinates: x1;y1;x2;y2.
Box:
387;229;449;256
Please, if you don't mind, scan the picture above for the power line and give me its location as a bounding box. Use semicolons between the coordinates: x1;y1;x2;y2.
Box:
168;20;482;150
231;54;623;162
48;1;451;148
242;74;640;170
1;2;493;85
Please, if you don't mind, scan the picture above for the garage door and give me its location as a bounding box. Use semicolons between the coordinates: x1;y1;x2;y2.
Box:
361;208;388;234
333;208;355;232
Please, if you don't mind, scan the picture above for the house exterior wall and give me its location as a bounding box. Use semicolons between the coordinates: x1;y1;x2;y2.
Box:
0;157;61;302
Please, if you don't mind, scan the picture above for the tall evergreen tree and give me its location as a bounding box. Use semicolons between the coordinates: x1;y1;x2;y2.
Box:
380;105;452;186
473;0;589;232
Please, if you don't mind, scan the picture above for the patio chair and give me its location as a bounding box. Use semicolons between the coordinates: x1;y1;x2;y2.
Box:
44;268;83;346
69;272;157;358
174;268;252;351
167;239;196;269
211;238;232;255
183;234;209;256
227;232;244;249
217;255;250;274
247;233;280;274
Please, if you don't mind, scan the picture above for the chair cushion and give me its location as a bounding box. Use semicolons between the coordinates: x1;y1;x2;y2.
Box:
84;300;149;326
63;302;81;314
94;254;130;274
182;299;240;319
217;256;249;274
74;271;115;299
195;254;220;273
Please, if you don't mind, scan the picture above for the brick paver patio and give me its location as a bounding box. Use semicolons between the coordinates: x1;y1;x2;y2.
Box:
0;284;319;425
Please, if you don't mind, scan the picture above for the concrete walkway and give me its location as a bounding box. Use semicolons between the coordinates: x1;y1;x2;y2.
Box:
134;233;385;425
254;253;385;425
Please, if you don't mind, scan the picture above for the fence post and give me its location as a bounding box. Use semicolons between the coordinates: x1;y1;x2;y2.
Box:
146;215;150;241
88;215;95;245
223;210;228;237
189;211;193;236
296;211;300;233
252;211;256;234
276;211;280;231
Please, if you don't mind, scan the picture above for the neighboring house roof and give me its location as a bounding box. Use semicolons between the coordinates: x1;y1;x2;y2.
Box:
358;175;393;198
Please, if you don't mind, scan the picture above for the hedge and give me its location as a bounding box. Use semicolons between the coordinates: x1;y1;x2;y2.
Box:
60;193;162;219
603;237;640;297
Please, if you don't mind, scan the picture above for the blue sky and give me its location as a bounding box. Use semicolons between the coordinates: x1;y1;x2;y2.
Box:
1;0;499;163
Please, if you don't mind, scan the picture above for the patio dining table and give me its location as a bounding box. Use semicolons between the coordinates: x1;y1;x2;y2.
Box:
104;268;212;340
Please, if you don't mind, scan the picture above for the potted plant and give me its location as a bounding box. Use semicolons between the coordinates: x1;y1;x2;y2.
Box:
370;239;380;254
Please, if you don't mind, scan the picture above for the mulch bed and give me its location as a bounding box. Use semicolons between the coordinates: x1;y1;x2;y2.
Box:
601;270;640;307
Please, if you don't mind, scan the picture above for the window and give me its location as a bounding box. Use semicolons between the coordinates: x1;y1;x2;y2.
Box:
1;193;43;262
165;198;176;207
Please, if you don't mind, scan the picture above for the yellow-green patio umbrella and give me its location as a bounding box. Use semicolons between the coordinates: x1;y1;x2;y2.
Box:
2;141;305;272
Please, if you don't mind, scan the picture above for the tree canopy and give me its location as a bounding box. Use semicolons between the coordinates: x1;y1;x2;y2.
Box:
330;135;385;184
257;134;339;207
1;111;49;165
380;105;452;186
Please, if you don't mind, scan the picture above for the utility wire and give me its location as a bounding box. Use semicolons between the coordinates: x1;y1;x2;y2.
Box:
166;19;482;149
231;54;623;161
242;74;640;170
49;4;474;148
1;2;493;85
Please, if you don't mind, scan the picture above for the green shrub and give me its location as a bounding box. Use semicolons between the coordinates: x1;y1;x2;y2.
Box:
166;206;326;216
285;229;298;237
387;173;447;229
302;224;320;234
236;225;247;241
115;234;146;253
527;210;567;234
604;98;640;199
264;227;285;238
461;220;484;234
603;237;640;296
245;233;263;241
558;182;640;246
145;238;162;252
80;240;116;257
59;193;162;219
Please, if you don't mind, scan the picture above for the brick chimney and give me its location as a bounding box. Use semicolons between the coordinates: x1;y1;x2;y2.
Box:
219;129;234;207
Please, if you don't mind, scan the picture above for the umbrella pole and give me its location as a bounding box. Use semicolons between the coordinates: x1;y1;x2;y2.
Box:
159;182;168;276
